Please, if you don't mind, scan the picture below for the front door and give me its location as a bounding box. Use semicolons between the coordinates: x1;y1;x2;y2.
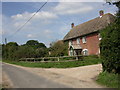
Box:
75;49;82;55
70;49;73;56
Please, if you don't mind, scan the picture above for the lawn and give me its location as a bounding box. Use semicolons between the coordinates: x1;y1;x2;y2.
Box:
3;55;102;68
96;71;119;88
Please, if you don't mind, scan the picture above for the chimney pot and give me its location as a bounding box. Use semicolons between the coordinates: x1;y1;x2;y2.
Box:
71;23;74;28
99;10;104;17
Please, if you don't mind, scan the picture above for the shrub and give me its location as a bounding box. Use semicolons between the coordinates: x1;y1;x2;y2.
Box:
100;16;120;73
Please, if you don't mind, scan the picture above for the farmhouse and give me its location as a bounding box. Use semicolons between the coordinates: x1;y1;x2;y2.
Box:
63;10;115;56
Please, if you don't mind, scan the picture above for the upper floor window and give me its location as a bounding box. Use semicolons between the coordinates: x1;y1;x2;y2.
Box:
98;33;102;40
82;36;86;43
69;40;72;46
77;38;80;44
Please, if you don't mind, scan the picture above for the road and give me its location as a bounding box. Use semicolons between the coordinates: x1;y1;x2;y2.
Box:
2;63;70;88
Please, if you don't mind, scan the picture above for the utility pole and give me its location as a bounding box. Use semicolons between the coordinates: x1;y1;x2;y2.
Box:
5;38;7;45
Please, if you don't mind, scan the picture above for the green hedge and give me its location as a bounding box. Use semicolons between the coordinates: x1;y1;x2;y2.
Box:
100;20;120;74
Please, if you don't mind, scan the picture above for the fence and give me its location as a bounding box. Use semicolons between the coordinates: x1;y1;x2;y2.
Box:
19;55;83;62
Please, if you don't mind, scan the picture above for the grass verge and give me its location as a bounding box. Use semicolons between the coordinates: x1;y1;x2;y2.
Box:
3;56;101;68
96;71;119;88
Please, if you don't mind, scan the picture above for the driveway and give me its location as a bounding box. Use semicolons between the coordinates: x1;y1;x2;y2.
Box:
2;63;105;88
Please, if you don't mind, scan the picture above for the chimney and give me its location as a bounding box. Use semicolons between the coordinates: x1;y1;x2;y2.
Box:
71;23;74;28
99;10;104;18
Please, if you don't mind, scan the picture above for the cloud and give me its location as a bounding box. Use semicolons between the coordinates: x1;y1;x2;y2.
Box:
0;30;2;35
27;34;37;38
11;11;58;21
53;2;93;15
10;11;58;29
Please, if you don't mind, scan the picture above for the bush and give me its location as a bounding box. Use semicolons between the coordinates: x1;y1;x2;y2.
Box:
100;8;120;74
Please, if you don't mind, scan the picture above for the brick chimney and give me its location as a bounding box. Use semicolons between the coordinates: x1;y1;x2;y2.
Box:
99;10;104;18
71;23;74;28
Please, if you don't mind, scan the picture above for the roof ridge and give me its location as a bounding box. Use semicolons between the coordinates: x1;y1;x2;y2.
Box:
71;13;114;30
64;13;115;41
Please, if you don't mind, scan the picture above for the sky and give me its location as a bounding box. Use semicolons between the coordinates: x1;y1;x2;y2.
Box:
1;1;118;47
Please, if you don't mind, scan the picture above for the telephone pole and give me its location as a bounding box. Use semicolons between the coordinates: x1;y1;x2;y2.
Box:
5;38;7;45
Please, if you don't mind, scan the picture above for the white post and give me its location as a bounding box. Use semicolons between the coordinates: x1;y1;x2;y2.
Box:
42;58;44;61
58;58;59;61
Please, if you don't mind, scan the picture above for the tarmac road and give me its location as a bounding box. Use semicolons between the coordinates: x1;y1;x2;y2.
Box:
2;63;70;88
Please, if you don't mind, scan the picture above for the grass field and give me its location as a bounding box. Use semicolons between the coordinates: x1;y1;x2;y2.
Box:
96;71;119;88
3;55;101;68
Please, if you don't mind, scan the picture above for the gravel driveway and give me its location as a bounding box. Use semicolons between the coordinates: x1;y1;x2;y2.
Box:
3;63;105;88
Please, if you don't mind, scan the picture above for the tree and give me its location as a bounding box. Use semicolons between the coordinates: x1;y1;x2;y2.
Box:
2;40;47;60
25;40;46;48
49;40;68;57
6;42;18;46
2;42;19;60
26;40;39;46
100;1;120;73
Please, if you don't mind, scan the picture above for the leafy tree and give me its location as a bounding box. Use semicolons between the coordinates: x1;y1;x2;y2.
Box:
2;42;19;60
25;40;46;48
2;40;47;60
49;40;68;57
6;42;18;46
26;40;39;46
100;1;120;73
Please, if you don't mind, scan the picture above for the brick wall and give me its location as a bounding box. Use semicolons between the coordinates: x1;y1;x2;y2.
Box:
69;32;100;55
81;33;100;55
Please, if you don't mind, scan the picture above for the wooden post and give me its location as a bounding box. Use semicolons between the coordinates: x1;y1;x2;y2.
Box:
76;56;78;60
58;57;59;61
42;58;44;61
26;58;27;62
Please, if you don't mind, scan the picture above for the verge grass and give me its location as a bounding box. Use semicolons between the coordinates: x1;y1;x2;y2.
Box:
96;71;119;88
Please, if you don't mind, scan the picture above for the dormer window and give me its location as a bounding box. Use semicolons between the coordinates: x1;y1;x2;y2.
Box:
98;33;102;40
82;36;86;43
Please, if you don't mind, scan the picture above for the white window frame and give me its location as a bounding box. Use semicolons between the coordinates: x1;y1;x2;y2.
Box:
82;36;86;43
98;33;102;40
82;49;88;55
77;38;80;44
69;40;72;46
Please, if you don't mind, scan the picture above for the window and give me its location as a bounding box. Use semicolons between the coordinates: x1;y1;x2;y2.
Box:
98;33;102;40
82;49;88;55
69;40;72;46
77;38;80;44
82;36;86;43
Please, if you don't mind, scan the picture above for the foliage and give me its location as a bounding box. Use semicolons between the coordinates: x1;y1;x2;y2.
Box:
2;42;18;60
49;40;68;57
96;71;119;88
24;40;46;49
100;1;120;74
2;40;47;61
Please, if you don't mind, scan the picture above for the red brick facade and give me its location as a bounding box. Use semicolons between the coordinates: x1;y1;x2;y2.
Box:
68;32;100;55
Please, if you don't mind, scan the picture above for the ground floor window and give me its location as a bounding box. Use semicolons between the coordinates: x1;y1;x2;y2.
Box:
82;49;88;55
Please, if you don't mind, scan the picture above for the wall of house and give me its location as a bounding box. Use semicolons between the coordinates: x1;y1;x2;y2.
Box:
80;33;100;55
72;39;77;45
68;32;100;55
